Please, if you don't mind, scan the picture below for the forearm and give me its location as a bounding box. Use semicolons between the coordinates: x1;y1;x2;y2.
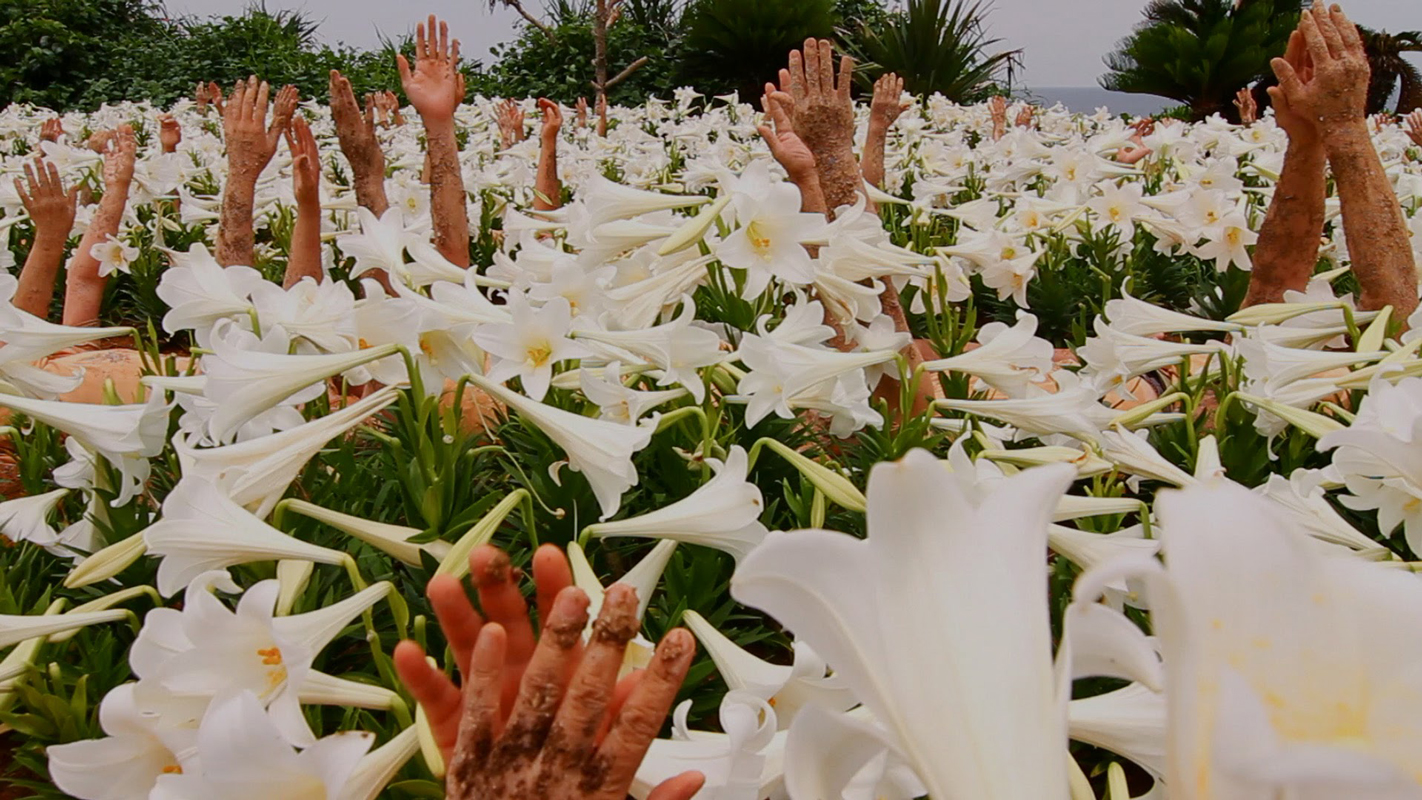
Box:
353;171;389;217
216;174;257;267
423;117;470;266
810;142;863;215
861;122;888;192
1324;120;1419;314
534;134;561;211
14;232;68;318
62;192;127;326
1243;139;1326;306
788;169;827;216
285;199;323;288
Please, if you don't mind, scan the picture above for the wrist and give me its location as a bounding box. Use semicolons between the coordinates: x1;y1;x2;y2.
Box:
33;227;70;248
421;114;457;135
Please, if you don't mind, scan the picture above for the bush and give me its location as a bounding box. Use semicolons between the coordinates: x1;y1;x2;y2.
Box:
679;0;838;100
481;15;680;104
846;0;1017;102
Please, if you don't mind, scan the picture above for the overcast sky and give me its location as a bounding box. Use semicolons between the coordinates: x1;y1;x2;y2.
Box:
163;0;1421;88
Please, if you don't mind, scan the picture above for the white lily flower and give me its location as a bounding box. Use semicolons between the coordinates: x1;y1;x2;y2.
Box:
472;295;591;401
337;206;414;279
579;361;688;424
632;692;783;800
155;244;264;338
920;311;1054;397
142;478;350;596
1104;288;1242;336
90;234;138;277
467;372;655;519
584;446;768;561
278;499;451;566
567;539;675;674
0;487;68;548
0;608;128;649
732;452;1075;799
582;174;710;229
1067;683;1167;780
47;683;199;800
175;386;400;518
576;296;725;403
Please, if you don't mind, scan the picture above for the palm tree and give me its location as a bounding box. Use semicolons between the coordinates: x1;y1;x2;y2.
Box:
845;0;1020;102
1100;0;1301;121
1358;27;1422;114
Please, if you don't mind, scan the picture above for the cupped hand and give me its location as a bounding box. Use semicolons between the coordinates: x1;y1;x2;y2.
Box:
437;576;701;800
538;98;563;142
576;96;590;128
398;15;464;122
39;118;62;143
15;157;78;238
497;99;525;148
1015;104;1036;129
1271;1;1369;127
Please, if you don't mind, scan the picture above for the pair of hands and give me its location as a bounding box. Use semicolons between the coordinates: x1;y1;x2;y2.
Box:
1269;1;1369;141
222;76;300;181
760;39;888;181
394;544;702;800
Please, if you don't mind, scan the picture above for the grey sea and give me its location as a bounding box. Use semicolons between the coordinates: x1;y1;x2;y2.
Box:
1026;86;1172;117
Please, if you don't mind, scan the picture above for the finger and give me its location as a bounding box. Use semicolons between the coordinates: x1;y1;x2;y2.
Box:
451;38;461;66
426;574;484;677
495;587;590;758
393;640;465;753
836;54;854;101
470;547;538;687
768;91;795;131
1299;9;1332;64
645;772;707;800
599;670;642;744
439;20;449;61
1330;5;1363;56
255;80;271;123
546;584;639;756
449;623;508;773
12;179;28;208
594;628;695;790
417;19;428;61
22;160;38;194
1311;2;1343;59
397;54;413;86
799;41;819;96
531;543;573;626
816;40;836;98
1271;57;1306;98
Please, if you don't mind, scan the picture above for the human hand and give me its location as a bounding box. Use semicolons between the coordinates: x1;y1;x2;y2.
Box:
40;118;62;143
223;77;298;181
207;81;226;116
1271;1;1369;129
195;81;210;112
538;98;563;143
435;570;701;800
780;38;855;155
989;95;1007;125
86;129;115;154
395;544;576;763
497;99;525;148
1129;117;1156;138
1266;30;1320;145
1234;87;1258;124
101;124;136;190
1015;104;1036;129
14;157;78;240
759;84;817;181
157;114;181;152
576;96;590;128
869;72;908;129
398;15;464;122
285;115;320;207
328;71;385;179
380;91;404;126
1405;109;1422;147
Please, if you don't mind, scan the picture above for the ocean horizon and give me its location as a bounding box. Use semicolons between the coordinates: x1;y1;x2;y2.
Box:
1025;86;1172;117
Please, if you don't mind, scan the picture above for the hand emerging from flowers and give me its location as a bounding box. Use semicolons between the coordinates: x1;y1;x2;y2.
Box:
223;77;298;180
1271;1;1369;128
497;99;526;149
576;96;590;129
157;114;181;153
759;84;816;182
1015;103;1036;129
39;118;62;143
394;545;702;800
101;124;137;190
781;38;855;155
538;98;563;143
328;71;386;184
869;72;908;129
989;95;1008;139
1267;30;1321;145
1405;109;1422;148
398;15;465;122
14;157;78;240
286;115;320;207
1234;87;1258;124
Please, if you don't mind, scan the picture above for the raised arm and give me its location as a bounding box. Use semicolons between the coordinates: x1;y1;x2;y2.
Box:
1234;87;1258;124
157;114;181;154
62;126;135;327
1244;30;1328;306
1274;2;1418;315
13;158;78;318
216;78;298;267
862;72;907;195
284;116;324;288
497;99;526;150
758;86;826;215
1406;110;1422;149
989;95;1007;140
780;39;861;213
399;15;470;267
534;98;563;211
329;70;390;217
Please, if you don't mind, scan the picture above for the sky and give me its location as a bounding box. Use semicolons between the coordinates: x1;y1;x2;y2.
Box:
163;0;1421;89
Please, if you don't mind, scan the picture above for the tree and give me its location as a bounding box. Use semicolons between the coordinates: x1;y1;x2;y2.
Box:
845;0;1018;103
1101;0;1302;121
1358;27;1422;114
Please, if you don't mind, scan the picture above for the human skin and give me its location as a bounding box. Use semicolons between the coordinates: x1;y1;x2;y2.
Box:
1234;87;1258;124
329;71;390;218
12;158;79;318
498;99;526;150
399;15;471;267
1407;110;1422;148
393;544;703;800
779;38;862;213
1273;2;1418;316
862;72;907;196
534;98;563;211
157;114;181;154
62;125;135;327
1244;29;1328;307
989;94;1007;140
284;116;324;288
758;86;826;214
216;78;299;267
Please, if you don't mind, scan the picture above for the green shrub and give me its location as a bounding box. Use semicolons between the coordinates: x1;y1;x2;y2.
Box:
679;0;838;100
845;0;1017;102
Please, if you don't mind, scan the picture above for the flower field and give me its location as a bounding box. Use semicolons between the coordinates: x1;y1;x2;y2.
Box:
2;77;1422;798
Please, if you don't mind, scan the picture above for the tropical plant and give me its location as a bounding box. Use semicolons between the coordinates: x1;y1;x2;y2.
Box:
1100;0;1302;122
678;0;838;100
845;0;1019;103
1358;27;1422;114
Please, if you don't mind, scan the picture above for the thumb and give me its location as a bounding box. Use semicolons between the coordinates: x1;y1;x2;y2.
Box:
646;771;706;800
757;124;778;151
397;54;412;84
